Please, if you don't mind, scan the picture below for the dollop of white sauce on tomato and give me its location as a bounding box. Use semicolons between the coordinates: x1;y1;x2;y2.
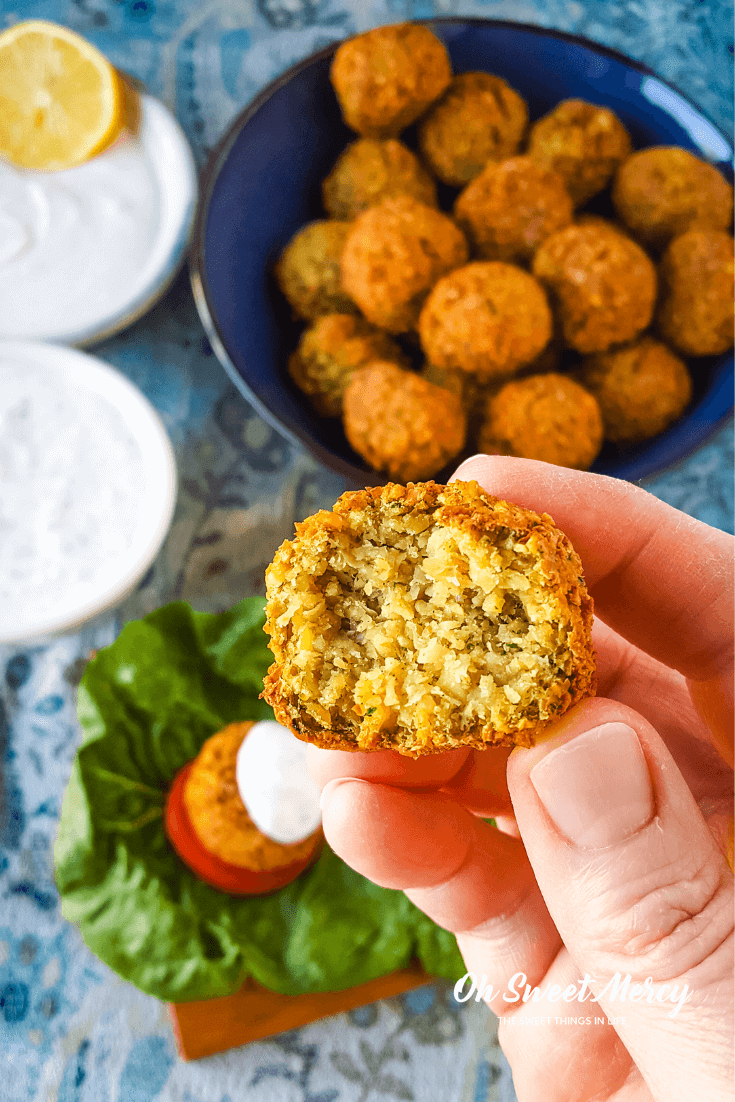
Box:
236;721;322;845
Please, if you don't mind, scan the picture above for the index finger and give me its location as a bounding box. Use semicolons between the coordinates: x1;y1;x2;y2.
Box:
306;742;515;815
306;744;471;790
452;455;734;686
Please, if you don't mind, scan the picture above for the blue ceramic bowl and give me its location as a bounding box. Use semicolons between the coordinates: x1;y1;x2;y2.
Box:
191;19;733;486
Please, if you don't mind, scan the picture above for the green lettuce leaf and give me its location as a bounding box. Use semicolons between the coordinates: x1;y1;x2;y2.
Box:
55;598;465;1002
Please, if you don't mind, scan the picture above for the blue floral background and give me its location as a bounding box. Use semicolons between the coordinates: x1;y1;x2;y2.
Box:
0;0;732;1099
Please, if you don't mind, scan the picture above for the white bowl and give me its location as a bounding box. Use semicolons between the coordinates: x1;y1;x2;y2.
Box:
0;94;198;347
0;342;177;644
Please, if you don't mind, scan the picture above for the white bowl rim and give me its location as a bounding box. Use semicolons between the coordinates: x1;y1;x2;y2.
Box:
0;341;178;644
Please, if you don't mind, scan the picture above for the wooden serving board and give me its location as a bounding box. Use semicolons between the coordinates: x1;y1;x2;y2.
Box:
169;962;431;1060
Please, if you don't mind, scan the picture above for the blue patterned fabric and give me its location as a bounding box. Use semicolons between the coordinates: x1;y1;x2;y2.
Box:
0;2;732;1100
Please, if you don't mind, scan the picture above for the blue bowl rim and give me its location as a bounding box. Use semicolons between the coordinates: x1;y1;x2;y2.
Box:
189;16;734;487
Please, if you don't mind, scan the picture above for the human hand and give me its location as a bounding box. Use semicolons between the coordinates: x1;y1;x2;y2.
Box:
310;456;734;1102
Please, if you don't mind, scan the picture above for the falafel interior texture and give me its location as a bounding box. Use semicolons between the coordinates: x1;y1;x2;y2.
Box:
263;481;595;757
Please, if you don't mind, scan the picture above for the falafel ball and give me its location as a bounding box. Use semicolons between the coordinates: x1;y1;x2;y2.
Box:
182;722;321;869
342;360;467;481
527;99;632;206
656;229;735;357
417;72;529;187
340;195;469;333
330;23;452;139
288;313;410;417
275;220;357;321
418;361;493;409
477;373;603;470
575;336;693;445
532;218;657;354
322;137;438;220
418;261;552;378
612;146;734;252
454;155;574;263
422;344;566;437
262;480;596;756
419;360;501;446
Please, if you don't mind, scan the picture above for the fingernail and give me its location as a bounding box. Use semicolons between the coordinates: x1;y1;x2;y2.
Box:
319;777;358;811
530;723;654;849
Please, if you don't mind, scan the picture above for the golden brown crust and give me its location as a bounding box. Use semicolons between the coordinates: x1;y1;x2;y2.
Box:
656;230;735;357
330;23;452;138
477;372;603;470
575;337;693;444
262;481;596;756
322;138;438;220
454;156;574;263
527;98;632;206
417;72;529;187
288;313;409;417
182;722;320;869
342;360;467;481
420;350;563;457
340;195;469;332
612;147;734;252
418;261;552;378
532;218;657;354
274;220;358;321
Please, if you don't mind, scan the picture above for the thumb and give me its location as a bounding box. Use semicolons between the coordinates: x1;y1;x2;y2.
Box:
508;697;734;1102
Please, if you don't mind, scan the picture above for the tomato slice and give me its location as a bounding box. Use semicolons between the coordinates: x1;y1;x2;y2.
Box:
164;761;323;895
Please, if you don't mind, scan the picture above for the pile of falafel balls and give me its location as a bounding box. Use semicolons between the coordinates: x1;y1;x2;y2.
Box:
274;22;734;482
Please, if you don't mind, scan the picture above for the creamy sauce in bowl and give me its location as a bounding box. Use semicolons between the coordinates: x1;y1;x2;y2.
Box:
0;96;197;346
0;141;159;339
0;342;177;644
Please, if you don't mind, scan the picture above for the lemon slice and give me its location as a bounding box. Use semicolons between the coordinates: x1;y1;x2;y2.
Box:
0;20;125;170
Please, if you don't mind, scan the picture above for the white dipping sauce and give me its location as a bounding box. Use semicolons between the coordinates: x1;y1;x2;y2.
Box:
236;721;323;845
0;134;159;341
0;354;146;631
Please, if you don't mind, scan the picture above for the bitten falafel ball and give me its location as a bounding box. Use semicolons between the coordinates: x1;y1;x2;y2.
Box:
532;218;657;354
454;155;574;263
342;360;467;481
575;336;693;445
417;72;529;187
418;261;552;378
477;373;603;470
288;313;410;417
322;138;438;220
527;99;632;206
656;230;735;357
330;23;452;139
275;220;357;321
612;146;734;252
340;195;469;333
262;480;596;756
